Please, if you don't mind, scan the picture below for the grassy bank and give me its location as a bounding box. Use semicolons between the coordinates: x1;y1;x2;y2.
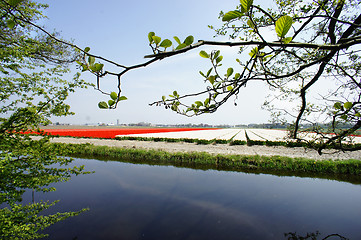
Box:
51;143;361;182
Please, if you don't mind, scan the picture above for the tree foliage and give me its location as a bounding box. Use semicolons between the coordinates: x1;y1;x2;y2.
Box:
0;0;89;238
79;0;361;153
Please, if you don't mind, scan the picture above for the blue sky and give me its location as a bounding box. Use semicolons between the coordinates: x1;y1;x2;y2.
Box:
41;0;271;125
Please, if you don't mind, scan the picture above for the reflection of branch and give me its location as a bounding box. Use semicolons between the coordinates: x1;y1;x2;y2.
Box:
323;233;349;240
284;231;349;240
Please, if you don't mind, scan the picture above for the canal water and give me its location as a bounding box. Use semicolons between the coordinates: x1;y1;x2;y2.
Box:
34;158;361;239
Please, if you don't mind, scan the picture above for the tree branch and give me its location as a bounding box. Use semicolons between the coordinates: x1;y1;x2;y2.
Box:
327;0;344;44
144;39;360;59
292;0;329;40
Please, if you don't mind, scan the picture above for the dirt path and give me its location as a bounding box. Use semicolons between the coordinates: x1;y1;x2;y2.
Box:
46;137;361;160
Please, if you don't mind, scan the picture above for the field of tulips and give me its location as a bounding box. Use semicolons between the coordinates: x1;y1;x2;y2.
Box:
26;128;214;139
115;128;287;142
115;128;361;144
25;127;361;144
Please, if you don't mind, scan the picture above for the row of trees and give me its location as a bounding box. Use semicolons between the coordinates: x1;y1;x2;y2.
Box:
1;0;360;238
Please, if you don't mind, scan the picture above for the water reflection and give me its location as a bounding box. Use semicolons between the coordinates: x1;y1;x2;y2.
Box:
35;158;361;240
284;231;348;239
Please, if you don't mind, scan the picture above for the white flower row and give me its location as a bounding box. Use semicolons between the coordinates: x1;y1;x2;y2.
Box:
116;128;361;144
117;129;239;140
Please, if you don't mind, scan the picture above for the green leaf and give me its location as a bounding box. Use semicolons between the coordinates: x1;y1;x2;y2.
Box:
184;35;194;46
84;47;91;53
227;86;234;91
89;65;96;72
199;71;206;77
9;0;23;6
108;100;115;106
81;64;88;72
340;115;348;120
356;112;361;118
110;92;118;100
148;32;155;43
206;68;212;77
88;56;95;65
234;73;241;79
215;56;223;64
240;0;253;13
195;101;203;107
282;37;293;44
275;15;293;38
213;50;221;60
204;98;210;106
249;47;258;58
98;101;108;109
199;50;209;58
173;36;181;45
175;43;187;50
171;105;178;111
227;68;234;77
118;96;128;101
160;39;172;48
333;102;342;110
208;75;216;85
344;102;353;110
262;54;273;62
247;19;255;29
91;63;103;72
222;10;244;22
7;20;15;29
152;36;162;46
173;91;178;97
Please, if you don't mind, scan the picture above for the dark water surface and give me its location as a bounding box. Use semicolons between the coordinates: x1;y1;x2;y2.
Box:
34;158;361;240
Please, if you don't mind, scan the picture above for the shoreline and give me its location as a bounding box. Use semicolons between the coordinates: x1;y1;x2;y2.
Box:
46;137;361;160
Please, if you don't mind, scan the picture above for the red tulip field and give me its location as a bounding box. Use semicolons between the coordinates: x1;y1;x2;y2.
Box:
24;128;213;139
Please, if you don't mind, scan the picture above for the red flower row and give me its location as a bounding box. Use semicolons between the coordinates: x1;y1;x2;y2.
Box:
23;128;213;139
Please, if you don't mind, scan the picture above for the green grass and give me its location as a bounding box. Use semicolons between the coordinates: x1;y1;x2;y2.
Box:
50;142;361;184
